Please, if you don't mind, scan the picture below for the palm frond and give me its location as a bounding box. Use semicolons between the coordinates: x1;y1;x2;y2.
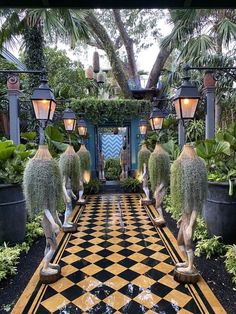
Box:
216;18;236;47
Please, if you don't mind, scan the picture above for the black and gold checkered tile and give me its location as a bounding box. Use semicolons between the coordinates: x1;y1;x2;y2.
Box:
13;194;226;314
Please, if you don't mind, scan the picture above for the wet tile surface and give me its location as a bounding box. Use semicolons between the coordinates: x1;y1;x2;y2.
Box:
14;194;226;314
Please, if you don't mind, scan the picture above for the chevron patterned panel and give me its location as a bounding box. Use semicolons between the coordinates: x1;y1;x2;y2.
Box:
102;134;123;159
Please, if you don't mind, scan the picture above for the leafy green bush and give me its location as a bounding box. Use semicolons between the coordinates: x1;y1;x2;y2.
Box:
84;179;102;195
186;119;205;142
121;177;141;193
105;158;121;180
193;216;209;241
0;140;34;184
224;245;236;285
195;236;226;259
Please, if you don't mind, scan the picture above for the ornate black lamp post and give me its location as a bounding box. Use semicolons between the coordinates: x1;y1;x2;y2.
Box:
62;107;77;144
138;118;148;140
149;97;165;132
77;117;87;144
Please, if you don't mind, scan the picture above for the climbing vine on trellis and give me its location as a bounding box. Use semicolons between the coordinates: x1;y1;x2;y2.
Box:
70;98;150;125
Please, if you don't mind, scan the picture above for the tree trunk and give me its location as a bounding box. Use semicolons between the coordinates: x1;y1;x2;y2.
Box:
85;12;131;98
113;10;140;86
146;46;172;89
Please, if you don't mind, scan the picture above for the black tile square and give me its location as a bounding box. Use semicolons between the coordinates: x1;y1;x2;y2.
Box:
100;234;113;241
93;270;114;282
79;242;94;249
97;249;113;258
95;258;113;269
141;257;159;268
152;299;178;314
75;250;91;258
150;282;172;298
87;301;115;314
118;249;134;257
54;303;82;314
84;229;96;234
90;284;115;300
118;258;136;268
67;270;86;283
139;248;156;256
184;299;202;313
61;285;85;301
62;250;71;258
159;247;169;255
71;259;90;269
117;234;130;240
36;305;51;314
145;269;164;281
119;269;139;281
81;234;94;241
119;283;142;298
136;240;152;247
120;300;147;314
41;286;56;301
99;241;113;249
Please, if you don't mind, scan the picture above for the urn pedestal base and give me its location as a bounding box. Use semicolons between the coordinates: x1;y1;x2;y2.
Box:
140;199;154;206
40;266;61;284
77;199;86;205
153;217;166;228
63;223;77;233
174;266;200;284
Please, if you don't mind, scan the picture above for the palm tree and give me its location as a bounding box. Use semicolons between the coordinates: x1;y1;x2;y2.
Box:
0;9;89;89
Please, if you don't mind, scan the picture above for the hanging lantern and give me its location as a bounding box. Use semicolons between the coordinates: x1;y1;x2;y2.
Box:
149;98;165;131
97;71;106;84
78;118;87;136
139;119;148;136
62;108;77;133
93;51;100;73
173;77;200;120
85;66;94;80
31;77;56;122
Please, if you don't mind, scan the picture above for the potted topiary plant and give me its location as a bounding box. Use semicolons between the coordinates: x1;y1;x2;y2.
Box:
0;140;34;244
196;123;236;243
148;144;170;226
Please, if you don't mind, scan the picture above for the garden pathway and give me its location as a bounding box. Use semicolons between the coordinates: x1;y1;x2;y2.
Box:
13;194;226;314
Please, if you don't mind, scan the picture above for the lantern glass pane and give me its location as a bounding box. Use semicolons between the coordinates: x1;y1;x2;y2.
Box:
174;98;198;119
139;125;147;135
64;118;75;132
152;117;163;130
78;126;87;136
32;99;51;120
49;100;56;121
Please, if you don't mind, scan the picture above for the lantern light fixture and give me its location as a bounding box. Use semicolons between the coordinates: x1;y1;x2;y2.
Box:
77;118;87;137
31;77;56;123
149;97;165;131
62;107;77;133
173;76;200;120
139;118;148;136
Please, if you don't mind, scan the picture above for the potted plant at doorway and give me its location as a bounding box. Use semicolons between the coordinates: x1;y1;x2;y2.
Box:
196;123;236;243
0;140;34;244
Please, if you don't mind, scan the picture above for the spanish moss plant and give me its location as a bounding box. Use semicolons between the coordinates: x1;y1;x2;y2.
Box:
23;158;63;221
170;145;207;214
148;144;170;193
77;144;91;182
137;144;151;176
59;146;81;191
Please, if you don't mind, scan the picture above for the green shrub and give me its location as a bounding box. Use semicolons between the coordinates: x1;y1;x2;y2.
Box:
104;158;121;180
121;177;141;193
84;179;102;195
224;245;236;285
148;144;170;193
0;244;21;281
77;144;91;172
195;236;226;259
193;216;209;241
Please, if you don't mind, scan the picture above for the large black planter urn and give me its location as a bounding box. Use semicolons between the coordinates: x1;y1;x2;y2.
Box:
0;184;27;244
203;181;236;244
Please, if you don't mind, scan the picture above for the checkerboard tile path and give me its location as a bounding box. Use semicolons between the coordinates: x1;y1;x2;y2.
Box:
13;194;226;314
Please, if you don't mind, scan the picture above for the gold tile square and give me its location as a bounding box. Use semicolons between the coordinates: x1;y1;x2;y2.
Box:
87;245;103;253
178;309;193;314
158;274;179;289
125;230;138;236
130;263;151;274
66;245;83;253
134;290;161;309
106;264;126;275
106;253;125;263
164;289;192;308
132;275;155;289
128;244;143;252
105;276;128;290
62;254;80;264
49;277;74;292
89;237;104;245
127;237;140;244
154;262;174;274
62;264;78;276
104;291;130;310
92;231;104;237
148;243;165;252
73;292;100;311
41;293;70;312
142;230;156;236
78;277;102;291
82;264;102;276
129;252;146;262
84;253;103;263
150;252;169;262
144;236;159;243
109;244;122;253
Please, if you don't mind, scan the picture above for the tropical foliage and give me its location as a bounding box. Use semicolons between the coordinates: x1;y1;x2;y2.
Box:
137;144;151;176
104;158;121;180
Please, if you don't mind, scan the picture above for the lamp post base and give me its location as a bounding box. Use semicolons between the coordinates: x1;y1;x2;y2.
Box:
62;223;77;233
174;266;200;284
77;199;86;205
153;217;166;228
140;198;154;206
40;266;61;284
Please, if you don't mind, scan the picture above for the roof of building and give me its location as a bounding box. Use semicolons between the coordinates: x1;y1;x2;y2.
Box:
0;47;26;71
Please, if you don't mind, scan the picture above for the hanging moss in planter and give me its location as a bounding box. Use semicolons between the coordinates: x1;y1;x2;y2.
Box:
59;145;81;191
148;144;170;193
77;144;91;183
137;144;151;176
93;51;100;73
170;144;207;214
23;145;63;220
